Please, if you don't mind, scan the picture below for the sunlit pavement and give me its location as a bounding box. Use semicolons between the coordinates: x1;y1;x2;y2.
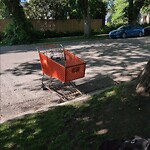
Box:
0;36;150;122
66;37;150;83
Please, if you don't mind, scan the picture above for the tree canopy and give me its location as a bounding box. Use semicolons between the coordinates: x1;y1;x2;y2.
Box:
141;0;150;14
111;0;128;24
2;0;37;44
24;0;106;20
23;0;106;37
24;0;68;19
0;0;5;19
110;0;149;25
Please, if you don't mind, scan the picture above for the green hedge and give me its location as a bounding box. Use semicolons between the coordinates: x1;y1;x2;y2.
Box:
92;23;126;34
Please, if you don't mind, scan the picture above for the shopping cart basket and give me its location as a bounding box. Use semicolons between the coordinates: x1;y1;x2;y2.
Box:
38;44;86;88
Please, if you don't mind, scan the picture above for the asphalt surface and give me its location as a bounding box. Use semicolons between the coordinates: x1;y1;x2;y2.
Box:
0;36;150;123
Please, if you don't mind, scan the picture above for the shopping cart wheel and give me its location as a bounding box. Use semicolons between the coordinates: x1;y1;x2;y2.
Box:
41;84;48;90
41;73;48;90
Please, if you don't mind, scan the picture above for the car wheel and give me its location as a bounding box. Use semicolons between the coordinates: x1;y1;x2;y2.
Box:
122;33;126;38
138;31;143;37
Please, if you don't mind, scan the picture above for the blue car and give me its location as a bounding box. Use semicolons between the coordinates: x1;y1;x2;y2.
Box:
109;25;144;39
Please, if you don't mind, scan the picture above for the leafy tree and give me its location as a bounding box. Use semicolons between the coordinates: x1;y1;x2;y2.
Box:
24;0;107;37
141;0;150;14
24;0;51;19
0;0;9;19
24;0;106;20
65;0;82;19
127;0;146;24
108;0;148;25
75;0;107;36
2;0;37;44
0;0;4;19
71;0;106;36
111;0;128;24
24;0;68;19
90;0;106;19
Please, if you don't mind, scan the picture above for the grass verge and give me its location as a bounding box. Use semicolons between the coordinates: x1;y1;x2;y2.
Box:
0;81;149;150
0;34;108;46
39;34;108;44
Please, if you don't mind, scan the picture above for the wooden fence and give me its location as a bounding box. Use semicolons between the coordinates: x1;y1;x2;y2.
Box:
0;19;102;32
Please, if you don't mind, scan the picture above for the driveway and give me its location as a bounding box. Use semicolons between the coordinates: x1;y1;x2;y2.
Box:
0;37;150;123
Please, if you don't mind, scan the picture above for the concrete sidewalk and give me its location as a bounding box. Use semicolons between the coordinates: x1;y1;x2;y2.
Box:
0;37;150;123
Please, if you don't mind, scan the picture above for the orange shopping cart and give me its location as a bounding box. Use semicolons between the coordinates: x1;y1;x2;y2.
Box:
38;44;86;101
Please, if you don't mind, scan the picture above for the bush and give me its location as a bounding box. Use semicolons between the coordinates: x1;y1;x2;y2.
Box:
92;23;126;35
0;32;4;41
2;24;84;44
3;20;40;45
44;30;83;38
34;30;83;39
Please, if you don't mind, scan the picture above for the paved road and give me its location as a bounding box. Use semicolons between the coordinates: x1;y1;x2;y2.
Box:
0;37;150;122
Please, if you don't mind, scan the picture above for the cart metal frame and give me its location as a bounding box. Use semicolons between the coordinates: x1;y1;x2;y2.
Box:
38;44;86;102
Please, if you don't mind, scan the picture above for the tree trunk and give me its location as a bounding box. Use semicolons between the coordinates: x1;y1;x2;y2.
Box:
136;60;150;96
128;0;134;24
83;0;91;37
128;0;145;25
83;12;91;37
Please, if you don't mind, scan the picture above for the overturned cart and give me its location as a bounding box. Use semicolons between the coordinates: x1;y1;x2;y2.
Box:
38;44;86;102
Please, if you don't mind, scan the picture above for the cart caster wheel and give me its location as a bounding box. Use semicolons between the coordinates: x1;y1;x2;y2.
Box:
42;85;48;90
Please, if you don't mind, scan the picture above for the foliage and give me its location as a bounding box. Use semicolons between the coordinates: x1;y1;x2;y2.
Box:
0;31;4;41
97;23;125;34
4;20;38;44
0;82;150;149
24;0;107;37
111;0;128;24
2;0;38;45
1;22;125;44
107;0;147;25
141;0;150;14
0;0;5;19
66;0;82;19
35;30;84;39
24;0;106;20
24;0;68;20
0;0;9;19
111;0;145;25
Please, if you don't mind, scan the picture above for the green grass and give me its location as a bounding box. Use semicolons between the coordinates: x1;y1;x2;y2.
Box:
39;34;108;44
0;81;150;150
39;35;86;43
0;34;108;46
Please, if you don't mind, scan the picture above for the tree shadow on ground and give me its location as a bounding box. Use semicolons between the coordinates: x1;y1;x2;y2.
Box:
69;38;150;83
2;37;150;81
0;44;38;54
77;74;115;93
4;59;41;76
1;37;149;121
0;81;150;150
